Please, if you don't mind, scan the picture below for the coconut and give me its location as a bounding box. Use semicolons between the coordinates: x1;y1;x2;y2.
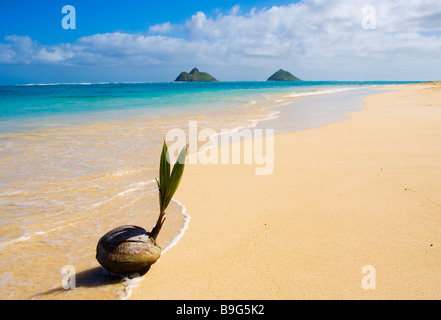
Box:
95;142;187;276
96;225;161;275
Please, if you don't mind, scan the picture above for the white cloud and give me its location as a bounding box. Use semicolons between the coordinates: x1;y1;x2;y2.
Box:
1;0;441;80
148;22;174;34
229;5;241;16
0;35;74;65
185;11;211;40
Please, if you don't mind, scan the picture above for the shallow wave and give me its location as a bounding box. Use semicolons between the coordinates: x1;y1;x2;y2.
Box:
0;230;47;250
121;198;190;300
285;86;361;98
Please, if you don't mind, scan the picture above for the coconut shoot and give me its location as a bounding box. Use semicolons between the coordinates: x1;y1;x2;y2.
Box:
150;141;188;241
95;141;188;275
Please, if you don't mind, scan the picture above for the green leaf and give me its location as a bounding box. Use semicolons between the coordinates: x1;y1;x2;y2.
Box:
155;177;162;211
152;143;188;241
162;145;188;211
159;141;170;209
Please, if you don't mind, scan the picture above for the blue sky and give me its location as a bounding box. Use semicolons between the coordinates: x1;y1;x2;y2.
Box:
1;0;441;84
0;1;294;43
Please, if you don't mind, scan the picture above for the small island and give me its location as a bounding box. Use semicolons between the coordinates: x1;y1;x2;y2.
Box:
267;69;302;81
175;68;218;82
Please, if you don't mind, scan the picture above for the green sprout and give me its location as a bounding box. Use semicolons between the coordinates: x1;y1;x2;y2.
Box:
150;141;188;241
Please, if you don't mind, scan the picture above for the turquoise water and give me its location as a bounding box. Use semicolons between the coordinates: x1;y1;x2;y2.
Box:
0;81;420;133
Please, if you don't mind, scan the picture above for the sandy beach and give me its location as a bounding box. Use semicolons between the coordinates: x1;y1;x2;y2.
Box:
130;82;441;300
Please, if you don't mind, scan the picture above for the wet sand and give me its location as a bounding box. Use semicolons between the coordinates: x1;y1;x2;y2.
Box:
0;104;275;300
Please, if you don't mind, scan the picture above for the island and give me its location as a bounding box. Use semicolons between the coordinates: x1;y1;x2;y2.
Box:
267;69;302;81
174;68;218;82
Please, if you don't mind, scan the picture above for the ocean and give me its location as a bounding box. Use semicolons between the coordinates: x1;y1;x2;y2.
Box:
0;80;420;299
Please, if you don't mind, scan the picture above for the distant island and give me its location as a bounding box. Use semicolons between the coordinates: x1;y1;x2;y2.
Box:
267;69;302;81
175;68;218;82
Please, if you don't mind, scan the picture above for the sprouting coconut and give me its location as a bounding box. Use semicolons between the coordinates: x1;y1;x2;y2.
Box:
96;141;188;275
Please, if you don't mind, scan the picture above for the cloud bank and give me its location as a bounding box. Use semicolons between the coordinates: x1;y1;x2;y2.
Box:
1;0;441;81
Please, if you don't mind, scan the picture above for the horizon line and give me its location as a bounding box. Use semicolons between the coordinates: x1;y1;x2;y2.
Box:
0;80;431;86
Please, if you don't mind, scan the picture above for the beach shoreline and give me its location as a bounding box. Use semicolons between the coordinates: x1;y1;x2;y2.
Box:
0;82;391;300
0;82;437;300
130;82;441;300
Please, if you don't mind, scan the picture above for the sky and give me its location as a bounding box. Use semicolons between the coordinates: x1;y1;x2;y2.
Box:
0;0;441;84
